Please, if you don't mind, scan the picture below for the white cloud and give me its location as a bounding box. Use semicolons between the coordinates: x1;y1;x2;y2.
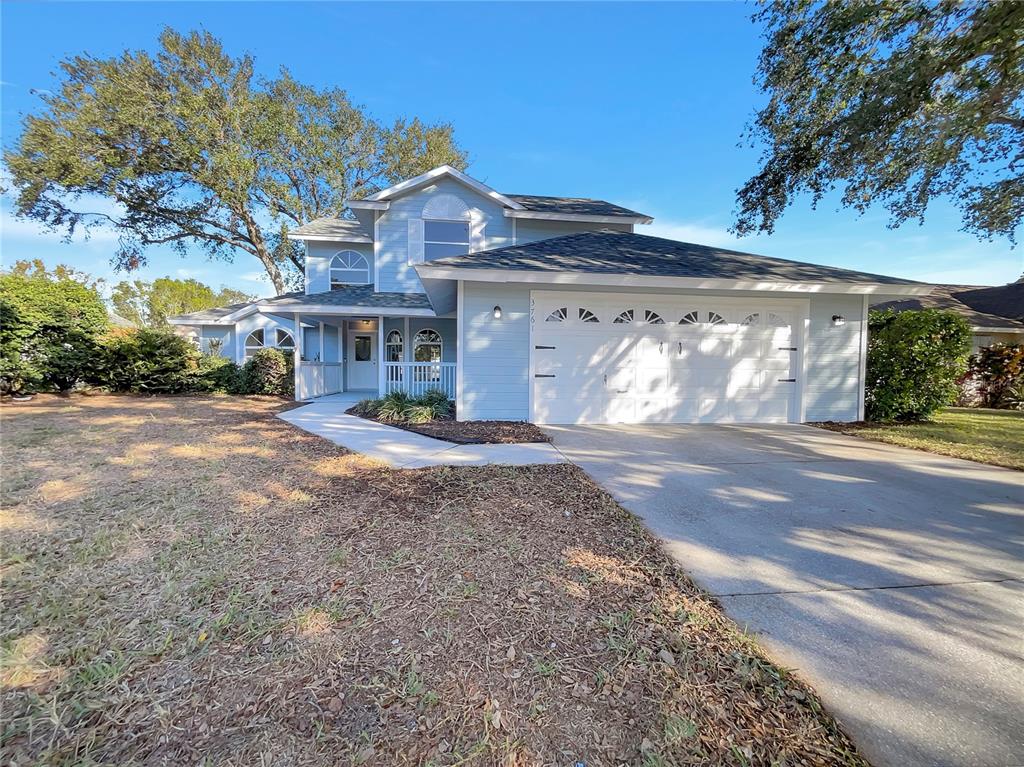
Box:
238;271;270;283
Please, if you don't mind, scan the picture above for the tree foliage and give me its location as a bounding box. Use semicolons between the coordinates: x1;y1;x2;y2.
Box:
969;343;1024;408
241;348;293;396
99;328;202;394
736;1;1024;241
866;309;971;421
110;277;253;328
0;266;109;393
4;28;468;294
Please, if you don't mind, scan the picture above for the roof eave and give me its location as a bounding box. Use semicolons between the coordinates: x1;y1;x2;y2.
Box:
344;200;390;211
503;210;653;225
415;264;933;296
286;233;374;243
972;325;1024;333
255;303;436;317
359;165;526;210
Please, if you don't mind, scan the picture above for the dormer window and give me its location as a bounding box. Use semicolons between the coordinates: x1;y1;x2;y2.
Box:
424;220;470;260
330;251;370;288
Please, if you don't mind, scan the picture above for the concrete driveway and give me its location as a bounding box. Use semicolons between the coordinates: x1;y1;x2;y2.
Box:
545;423;1024;767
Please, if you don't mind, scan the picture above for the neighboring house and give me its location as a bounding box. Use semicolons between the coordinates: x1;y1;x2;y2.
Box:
169;164;930;424
872;279;1024;354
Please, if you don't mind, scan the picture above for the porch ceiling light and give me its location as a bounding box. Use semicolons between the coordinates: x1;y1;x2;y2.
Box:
831;314;845;326
493;305;502;319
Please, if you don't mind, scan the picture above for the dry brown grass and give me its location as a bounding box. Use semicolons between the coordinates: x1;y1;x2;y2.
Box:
1;394;866;766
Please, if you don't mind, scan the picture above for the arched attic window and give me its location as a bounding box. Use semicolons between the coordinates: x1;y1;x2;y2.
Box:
330;251;370;288
422;194;472;260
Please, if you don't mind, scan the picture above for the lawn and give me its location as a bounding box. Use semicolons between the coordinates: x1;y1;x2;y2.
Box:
815;407;1024;471
1;395;864;766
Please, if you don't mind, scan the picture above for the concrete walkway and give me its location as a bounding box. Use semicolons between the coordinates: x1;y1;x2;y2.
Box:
547;422;1024;767
278;394;565;468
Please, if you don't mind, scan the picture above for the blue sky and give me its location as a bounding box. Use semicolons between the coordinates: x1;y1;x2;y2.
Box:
2;1;1021;298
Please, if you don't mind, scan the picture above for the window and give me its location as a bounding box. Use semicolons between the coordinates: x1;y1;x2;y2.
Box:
707;311;726;326
614;309;634;324
680;311;699;325
413;329;443;362
424;220;470;260
330;251;370;288
244;329;265;360
275;329;294;352
546;307;567;322
245;328;294;360
354;335;372;362
386;330;403;362
644;310;665;325
578;308;599;323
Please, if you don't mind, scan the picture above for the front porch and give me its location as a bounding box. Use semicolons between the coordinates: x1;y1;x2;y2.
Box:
288;314;457;402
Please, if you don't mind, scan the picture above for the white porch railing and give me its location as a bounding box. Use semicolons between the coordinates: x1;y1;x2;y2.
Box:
384;362;456;398
297;362;343;400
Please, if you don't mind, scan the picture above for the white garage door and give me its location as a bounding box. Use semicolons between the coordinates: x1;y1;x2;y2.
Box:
531;292;804;424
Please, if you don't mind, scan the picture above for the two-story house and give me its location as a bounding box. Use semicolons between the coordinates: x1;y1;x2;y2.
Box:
170;165;930;424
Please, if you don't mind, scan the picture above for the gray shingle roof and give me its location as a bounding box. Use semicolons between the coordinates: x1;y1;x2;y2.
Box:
423;230;925;286
168;301;257;323
289;218;372;241
260;285;433;310
505;194;650;219
873;281;1024;328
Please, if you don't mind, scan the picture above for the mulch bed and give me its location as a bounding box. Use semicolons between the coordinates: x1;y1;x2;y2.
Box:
347;407;551;444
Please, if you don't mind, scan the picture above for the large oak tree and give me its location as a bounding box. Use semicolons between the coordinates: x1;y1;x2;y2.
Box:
4;29;468;294
735;1;1024;242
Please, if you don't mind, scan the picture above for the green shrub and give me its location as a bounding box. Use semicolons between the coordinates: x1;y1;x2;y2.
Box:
241;348;293;396
196;354;243;393
376;390;413;422
0;271;108;393
355;389;452;423
969;344;1024;409
350;398;380;418
866;309;971;422
100;328;201;393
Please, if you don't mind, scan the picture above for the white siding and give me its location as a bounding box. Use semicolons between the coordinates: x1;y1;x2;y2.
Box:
803;294;865;422
460;282;531;420
460;282;867;423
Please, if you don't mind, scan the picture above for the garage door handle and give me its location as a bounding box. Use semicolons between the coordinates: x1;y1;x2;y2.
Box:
616;389;629;393
778;346;797;351
534;374;555;378
534;345;556;350
777;378;796;382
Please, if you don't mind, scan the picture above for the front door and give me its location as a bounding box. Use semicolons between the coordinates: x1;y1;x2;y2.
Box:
347;330;376;391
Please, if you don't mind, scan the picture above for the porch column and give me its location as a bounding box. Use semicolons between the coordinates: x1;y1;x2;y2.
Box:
318;320;324;362
293;312;302;401
377;316;385;396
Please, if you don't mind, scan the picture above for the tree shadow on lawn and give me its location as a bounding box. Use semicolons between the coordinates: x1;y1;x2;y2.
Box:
1;394;867;766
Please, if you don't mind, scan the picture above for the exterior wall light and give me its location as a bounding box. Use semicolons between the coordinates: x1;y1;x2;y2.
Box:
493;305;502;319
831;314;845;326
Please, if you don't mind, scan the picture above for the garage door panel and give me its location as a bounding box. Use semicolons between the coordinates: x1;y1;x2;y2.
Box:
532;293;800;424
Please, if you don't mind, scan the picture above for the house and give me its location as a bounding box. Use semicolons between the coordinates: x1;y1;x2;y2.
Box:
872;279;1024;354
168;165;931;424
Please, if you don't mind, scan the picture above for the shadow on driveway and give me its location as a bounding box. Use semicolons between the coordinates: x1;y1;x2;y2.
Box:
547;423;1024;767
